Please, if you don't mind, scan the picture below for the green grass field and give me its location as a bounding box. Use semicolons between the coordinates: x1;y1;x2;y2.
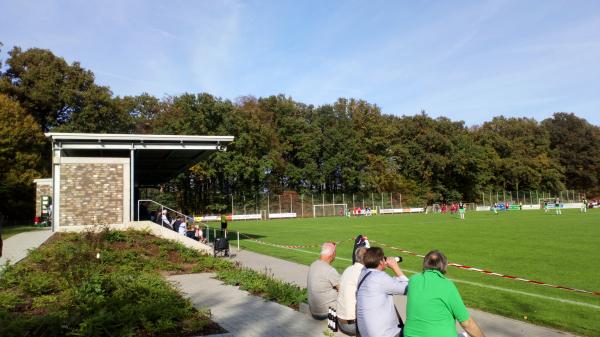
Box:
223;209;600;337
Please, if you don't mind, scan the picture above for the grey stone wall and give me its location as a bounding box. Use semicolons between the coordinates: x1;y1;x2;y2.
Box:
35;183;52;217
60;163;124;226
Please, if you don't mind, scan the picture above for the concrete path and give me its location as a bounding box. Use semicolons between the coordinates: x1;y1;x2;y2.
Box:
169;273;339;337
0;229;53;269
231;249;578;337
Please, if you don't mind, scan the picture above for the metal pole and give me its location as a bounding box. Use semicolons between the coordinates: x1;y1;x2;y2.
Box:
267;194;270;217
237;231;240;251
130;148;135;223
243;195;246;215
400;193;402;208
381;192;384;209
371;192;374;209
279;195;281;214
332;193;335;215
390;192;393;209
231;194;234;215
206;225;209;242
301;194;304;218
290;194;293;213
352;193;355;209
137;201;140;221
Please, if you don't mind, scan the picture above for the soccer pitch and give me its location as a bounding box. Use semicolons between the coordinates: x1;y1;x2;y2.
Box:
226;209;600;336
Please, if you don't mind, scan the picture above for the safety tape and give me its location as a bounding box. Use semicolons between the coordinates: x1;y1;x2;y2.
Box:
370;239;600;297
238;233;354;249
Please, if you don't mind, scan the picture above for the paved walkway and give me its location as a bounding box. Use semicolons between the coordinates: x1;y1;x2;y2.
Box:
230;249;578;337
169;273;338;337
0;229;53;269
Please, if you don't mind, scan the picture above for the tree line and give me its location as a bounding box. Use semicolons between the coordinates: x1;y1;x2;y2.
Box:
1;44;599;222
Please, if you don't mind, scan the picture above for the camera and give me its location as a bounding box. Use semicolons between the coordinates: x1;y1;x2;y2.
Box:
385;256;403;263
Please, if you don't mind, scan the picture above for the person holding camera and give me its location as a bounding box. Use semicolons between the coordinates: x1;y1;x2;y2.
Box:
404;250;485;337
356;247;408;337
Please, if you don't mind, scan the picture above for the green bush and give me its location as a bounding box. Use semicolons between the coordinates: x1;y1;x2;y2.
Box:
0;230;216;337
21;271;60;296
216;267;307;308
0;290;24;310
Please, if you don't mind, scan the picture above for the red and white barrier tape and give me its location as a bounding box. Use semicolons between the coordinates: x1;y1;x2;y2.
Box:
370;239;600;297
238;233;354;249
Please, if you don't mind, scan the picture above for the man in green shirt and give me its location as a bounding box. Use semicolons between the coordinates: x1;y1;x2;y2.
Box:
404;250;485;337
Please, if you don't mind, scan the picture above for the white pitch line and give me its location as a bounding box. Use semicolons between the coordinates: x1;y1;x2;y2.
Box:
254;243;600;310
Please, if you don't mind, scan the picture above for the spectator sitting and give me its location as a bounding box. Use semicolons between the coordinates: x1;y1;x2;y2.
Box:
404;250;485;337
356;247;408;337
160;210;173;229
336;247;367;336
195;224;207;243
307;242;340;319
178;218;187;236
171;216;182;232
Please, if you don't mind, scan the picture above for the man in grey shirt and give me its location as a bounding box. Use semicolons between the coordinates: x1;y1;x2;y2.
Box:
356;247;408;337
307;242;340;319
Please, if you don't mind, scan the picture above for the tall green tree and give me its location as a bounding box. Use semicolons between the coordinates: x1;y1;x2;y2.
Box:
542;113;600;194
0;94;47;223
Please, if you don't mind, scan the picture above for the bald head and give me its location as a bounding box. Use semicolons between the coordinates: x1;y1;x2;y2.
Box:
320;242;337;263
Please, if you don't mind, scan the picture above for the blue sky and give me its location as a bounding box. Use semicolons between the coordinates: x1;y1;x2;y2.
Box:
1;0;599;125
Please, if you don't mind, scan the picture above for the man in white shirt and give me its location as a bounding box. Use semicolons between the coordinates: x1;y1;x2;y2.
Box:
356;247;408;337
307;242;341;319
336;247;367;335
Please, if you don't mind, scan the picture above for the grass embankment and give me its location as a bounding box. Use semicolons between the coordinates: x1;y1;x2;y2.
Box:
226;209;600;337
0;228;306;337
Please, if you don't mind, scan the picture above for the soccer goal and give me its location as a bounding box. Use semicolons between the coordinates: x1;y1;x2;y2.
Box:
313;203;348;218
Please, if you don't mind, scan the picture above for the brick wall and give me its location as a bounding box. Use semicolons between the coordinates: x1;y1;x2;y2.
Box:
35;182;53;217
60;163;124;226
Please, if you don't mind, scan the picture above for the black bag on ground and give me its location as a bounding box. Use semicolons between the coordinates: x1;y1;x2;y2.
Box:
214;237;229;251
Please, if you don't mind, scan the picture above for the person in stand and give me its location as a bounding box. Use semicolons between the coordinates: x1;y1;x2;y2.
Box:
352;234;370;264
356;247;408;337
404;250;485;337
220;213;228;237
160;210;173;229
178;218;188;236
196;224;207;243
336;247;367;336
555;197;562;215
458;201;465;220
307;242;340;320
171;216;182;232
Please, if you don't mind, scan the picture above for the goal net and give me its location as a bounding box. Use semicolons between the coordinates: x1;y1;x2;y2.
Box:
313;203;348;218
